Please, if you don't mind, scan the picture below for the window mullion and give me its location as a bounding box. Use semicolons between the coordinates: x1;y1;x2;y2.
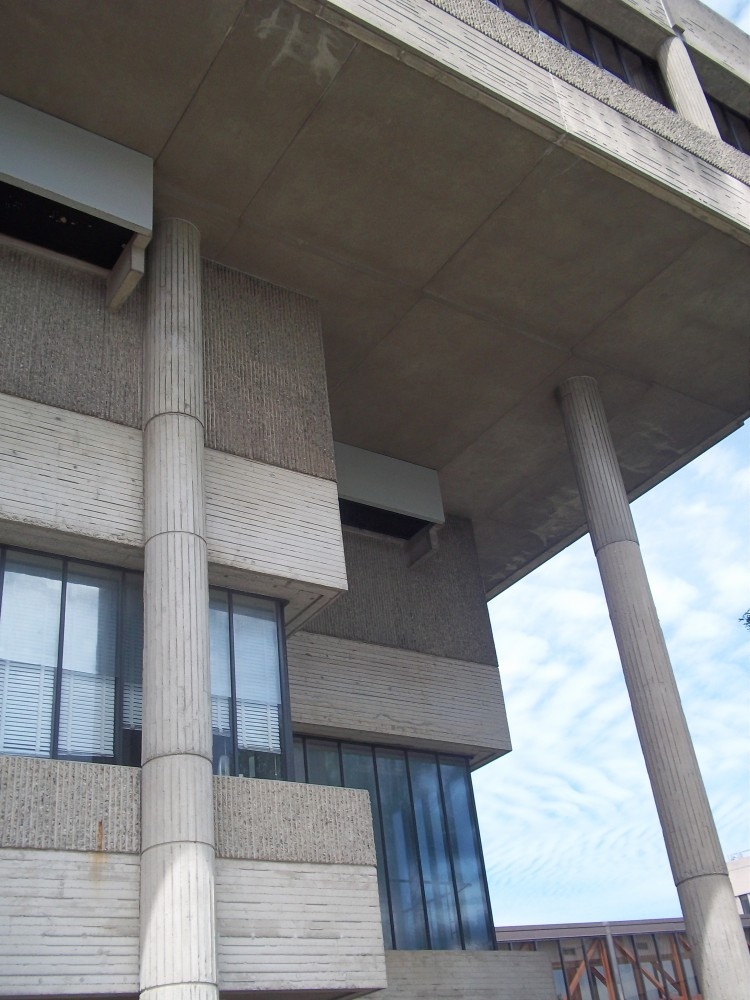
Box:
404;750;432;950
276;601;294;781
436;750;467;950
227;591;239;778
371;746;398;950
50;559;68;759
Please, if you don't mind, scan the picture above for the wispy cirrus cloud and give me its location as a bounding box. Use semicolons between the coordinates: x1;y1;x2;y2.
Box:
477;424;750;926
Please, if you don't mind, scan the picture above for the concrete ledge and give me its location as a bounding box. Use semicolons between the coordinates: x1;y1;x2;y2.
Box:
214;776;376;865
364;950;557;999
0;756;140;853
0;757;375;866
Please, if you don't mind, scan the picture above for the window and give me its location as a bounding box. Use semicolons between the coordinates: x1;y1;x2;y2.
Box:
706;95;750;155
490;0;669;106
294;736;496;951
0;548;143;765
209;588;291;780
0;546;291;777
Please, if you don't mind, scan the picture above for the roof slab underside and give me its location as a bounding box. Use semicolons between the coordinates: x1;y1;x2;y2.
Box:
3;0;749;596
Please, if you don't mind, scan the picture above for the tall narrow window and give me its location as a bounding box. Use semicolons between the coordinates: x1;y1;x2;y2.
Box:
295;735;496;951
209;588;290;780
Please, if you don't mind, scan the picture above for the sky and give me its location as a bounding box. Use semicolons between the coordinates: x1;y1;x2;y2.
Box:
477;422;749;925
475;0;750;931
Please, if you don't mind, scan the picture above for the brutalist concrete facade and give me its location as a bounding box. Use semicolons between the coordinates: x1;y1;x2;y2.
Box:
0;0;748;998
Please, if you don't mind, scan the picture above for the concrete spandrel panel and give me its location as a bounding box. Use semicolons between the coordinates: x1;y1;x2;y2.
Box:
156;1;356;218
242;42;552;286
329;297;568;471
426;145;708;348
0;0;245;157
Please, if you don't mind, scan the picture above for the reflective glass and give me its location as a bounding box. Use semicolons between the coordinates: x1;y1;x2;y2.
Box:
589;27;626;80
529;0;564;42
633;935;662;1000
559;8;594;60
439;756;493;949
306;738;342;786
502;0;533;25
409;752;461;948
232;595;282;779
376;748;429;949
209;589;233;775
342;743;393;949
0;552;62;756
120;572;143;766
59;564;119;758
535;940;567;1000
560;939;594;1000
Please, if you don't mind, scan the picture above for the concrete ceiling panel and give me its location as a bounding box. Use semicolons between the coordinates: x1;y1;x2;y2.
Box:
426;146;708;346
241;43;551;285
577;230;750;415
156;2;357;218
329;297;569;470
0;0;245;156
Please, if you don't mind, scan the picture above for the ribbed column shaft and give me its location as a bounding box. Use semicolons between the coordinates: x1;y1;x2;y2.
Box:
657;33;721;138
140;219;218;1000
558;376;750;1000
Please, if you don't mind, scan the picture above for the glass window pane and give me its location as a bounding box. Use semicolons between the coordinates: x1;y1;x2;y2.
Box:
0;552;62;756
376;747;428;949
293;736;306;782
676;934;699;996
529;0;564;43
58;564;119;758
408;752;461;948
559;8;594;60
232;595;281;775
439;757;493;949
342;743;393;949
209;589;233;775
633;935;662;1000
120;572;143;766
726;108;750;155
590;27;626;80
306;738;342;786
535;940;567;1000
502;0;533;26
560;939;594;1000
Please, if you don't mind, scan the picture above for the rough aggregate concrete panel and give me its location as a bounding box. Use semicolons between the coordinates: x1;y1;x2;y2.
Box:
0;757;140;853
305;516;498;665
360;949;557;999
0;244;143;426
423;0;750;184
214;777;376;865
202;259;336;480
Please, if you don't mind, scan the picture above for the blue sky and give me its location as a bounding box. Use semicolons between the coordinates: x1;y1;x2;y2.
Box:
478;421;749;926
476;0;750;925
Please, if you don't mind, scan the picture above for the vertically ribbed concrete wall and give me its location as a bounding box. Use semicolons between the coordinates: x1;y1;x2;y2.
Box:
202;260;335;480
558;375;750;1000
141;220;218;1000
305;516;497;664
0;244;143;425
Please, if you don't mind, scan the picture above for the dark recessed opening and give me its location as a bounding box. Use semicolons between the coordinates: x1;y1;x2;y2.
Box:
339;498;430;540
0;179;132;269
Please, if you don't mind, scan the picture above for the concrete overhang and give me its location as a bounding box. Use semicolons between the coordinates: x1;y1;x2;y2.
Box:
2;0;748;597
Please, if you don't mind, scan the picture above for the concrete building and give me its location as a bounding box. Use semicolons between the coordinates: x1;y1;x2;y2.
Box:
0;1;748;999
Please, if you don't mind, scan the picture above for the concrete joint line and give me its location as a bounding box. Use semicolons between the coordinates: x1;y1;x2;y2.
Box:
143;411;206;432
675;870;729;886
143;529;208;545
142;750;213;766
141;980;217;991
141;838;216;855
594;538;640;556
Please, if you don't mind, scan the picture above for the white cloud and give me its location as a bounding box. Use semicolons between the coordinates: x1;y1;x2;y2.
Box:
479;425;750;926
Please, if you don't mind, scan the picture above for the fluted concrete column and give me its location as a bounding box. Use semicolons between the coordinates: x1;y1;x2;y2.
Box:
558;376;750;1000
658;31;720;138
140;219;218;1000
